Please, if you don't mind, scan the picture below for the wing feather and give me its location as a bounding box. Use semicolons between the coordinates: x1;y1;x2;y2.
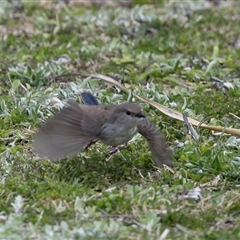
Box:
137;118;173;167
34;100;99;160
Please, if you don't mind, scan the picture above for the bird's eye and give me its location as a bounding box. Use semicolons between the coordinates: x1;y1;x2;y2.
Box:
126;111;131;115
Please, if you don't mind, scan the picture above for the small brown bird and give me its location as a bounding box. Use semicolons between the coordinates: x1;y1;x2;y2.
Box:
34;92;173;167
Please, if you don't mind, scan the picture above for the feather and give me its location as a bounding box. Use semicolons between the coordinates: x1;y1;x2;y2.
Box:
137;118;173;167
81;92;99;105
34;100;100;160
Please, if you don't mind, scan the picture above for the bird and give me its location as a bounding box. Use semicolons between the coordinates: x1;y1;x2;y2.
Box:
34;92;173;167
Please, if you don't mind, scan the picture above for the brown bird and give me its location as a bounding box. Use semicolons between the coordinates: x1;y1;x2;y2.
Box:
34;92;173;167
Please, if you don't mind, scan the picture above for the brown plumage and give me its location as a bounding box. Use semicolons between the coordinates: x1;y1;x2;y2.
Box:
137;118;173;166
34;93;173;167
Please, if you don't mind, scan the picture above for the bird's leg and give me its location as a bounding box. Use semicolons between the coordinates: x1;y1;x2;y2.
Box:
106;144;128;161
108;146;119;155
108;143;129;154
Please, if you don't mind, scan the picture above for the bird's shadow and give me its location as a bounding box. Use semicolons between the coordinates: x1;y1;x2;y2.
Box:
54;151;155;187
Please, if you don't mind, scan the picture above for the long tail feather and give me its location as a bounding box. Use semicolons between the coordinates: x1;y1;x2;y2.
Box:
81;92;99;105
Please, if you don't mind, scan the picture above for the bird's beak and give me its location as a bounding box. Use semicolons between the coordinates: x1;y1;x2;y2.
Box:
135;112;146;118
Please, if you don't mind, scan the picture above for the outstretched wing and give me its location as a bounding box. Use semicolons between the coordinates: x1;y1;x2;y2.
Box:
137;118;173;167
34;100;98;160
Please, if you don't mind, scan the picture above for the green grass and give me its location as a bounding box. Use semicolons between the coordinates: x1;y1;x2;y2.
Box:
1;0;240;239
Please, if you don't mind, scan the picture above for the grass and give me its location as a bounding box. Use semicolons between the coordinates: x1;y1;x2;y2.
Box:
1;0;240;239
